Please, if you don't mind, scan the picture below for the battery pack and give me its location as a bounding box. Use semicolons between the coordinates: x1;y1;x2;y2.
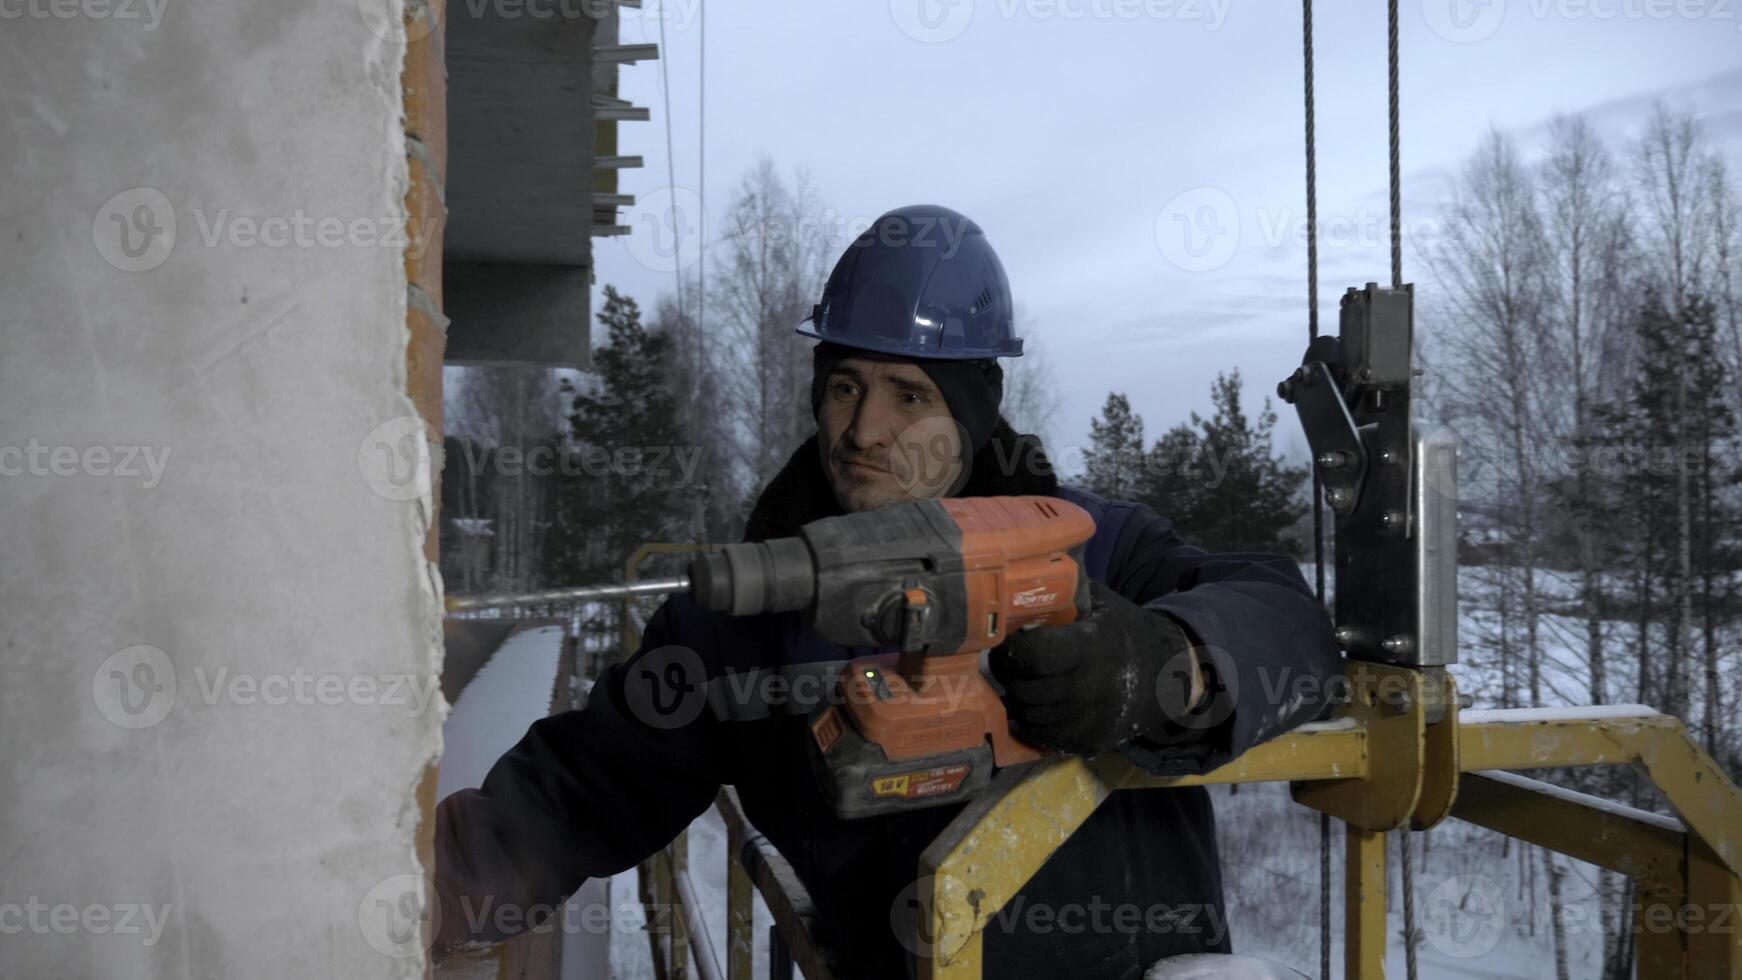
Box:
808;704;996;819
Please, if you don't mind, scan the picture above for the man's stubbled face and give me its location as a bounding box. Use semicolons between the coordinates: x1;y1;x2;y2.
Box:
817;356;965;512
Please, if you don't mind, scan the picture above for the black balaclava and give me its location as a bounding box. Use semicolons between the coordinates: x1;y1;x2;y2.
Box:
808;341;1004;460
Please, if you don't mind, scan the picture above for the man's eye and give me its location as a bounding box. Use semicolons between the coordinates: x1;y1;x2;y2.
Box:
900;391;928;405
832;381;859;398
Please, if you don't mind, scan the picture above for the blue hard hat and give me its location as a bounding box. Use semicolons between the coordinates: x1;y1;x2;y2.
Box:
797;205;1023;359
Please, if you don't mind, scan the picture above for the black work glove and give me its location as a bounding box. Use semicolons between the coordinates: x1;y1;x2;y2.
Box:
989;579;1207;757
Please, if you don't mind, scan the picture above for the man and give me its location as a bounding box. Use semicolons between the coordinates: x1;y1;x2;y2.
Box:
435;205;1343;979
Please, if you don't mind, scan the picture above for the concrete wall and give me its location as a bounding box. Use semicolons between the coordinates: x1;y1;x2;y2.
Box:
0;3;445;978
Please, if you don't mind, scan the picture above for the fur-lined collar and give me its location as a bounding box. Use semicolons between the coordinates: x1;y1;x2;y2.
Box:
741;419;1061;542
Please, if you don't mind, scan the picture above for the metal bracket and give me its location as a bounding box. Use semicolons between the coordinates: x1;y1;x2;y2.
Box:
1278;283;1456;668
1279;359;1367;516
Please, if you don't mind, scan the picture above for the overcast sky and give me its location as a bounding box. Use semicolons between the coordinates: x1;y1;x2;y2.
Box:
590;0;1742;473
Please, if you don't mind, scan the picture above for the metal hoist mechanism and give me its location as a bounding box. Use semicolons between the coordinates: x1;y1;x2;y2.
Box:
1276;284;1458;688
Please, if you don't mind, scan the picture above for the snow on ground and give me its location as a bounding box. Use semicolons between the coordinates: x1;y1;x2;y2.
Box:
1218;782;1613;979
438;625;564;798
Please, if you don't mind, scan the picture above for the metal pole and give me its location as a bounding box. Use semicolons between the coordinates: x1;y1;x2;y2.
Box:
670;847;726;980
1346;825;1388;980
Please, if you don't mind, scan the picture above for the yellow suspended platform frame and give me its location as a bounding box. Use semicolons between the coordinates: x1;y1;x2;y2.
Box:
616;548;1741;980
910;664;1742;980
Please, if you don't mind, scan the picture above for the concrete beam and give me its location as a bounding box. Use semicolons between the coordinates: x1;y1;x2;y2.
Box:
442;262;592;369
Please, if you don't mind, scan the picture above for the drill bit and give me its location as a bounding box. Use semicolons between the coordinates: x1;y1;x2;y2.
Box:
445;576;690;612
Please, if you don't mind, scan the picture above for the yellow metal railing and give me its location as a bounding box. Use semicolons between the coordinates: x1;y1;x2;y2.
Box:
615;547;1742;980
910;674;1742;980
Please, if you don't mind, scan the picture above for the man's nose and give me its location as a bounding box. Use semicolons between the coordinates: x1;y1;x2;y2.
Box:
844;394;900;452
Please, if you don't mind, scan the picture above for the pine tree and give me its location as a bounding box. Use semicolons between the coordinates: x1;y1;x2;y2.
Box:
553;286;687;584
1139;371;1308;557
1084;393;1146;499
1595;290;1685;714
1679;295;1740;753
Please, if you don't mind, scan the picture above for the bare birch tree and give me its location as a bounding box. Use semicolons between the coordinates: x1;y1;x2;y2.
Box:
1431;128;1555;712
713;159;835;495
1633;103;1721;721
1539;114;1631;710
1000;311;1063;450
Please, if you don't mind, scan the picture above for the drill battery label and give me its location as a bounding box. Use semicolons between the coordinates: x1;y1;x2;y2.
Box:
811;707;845;754
1011;584;1058;608
870;764;972;800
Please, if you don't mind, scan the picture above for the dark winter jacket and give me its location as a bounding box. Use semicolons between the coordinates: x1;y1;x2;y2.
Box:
435;423;1343;979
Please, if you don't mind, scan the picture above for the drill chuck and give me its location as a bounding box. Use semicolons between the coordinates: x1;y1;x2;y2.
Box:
688;538;817;616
